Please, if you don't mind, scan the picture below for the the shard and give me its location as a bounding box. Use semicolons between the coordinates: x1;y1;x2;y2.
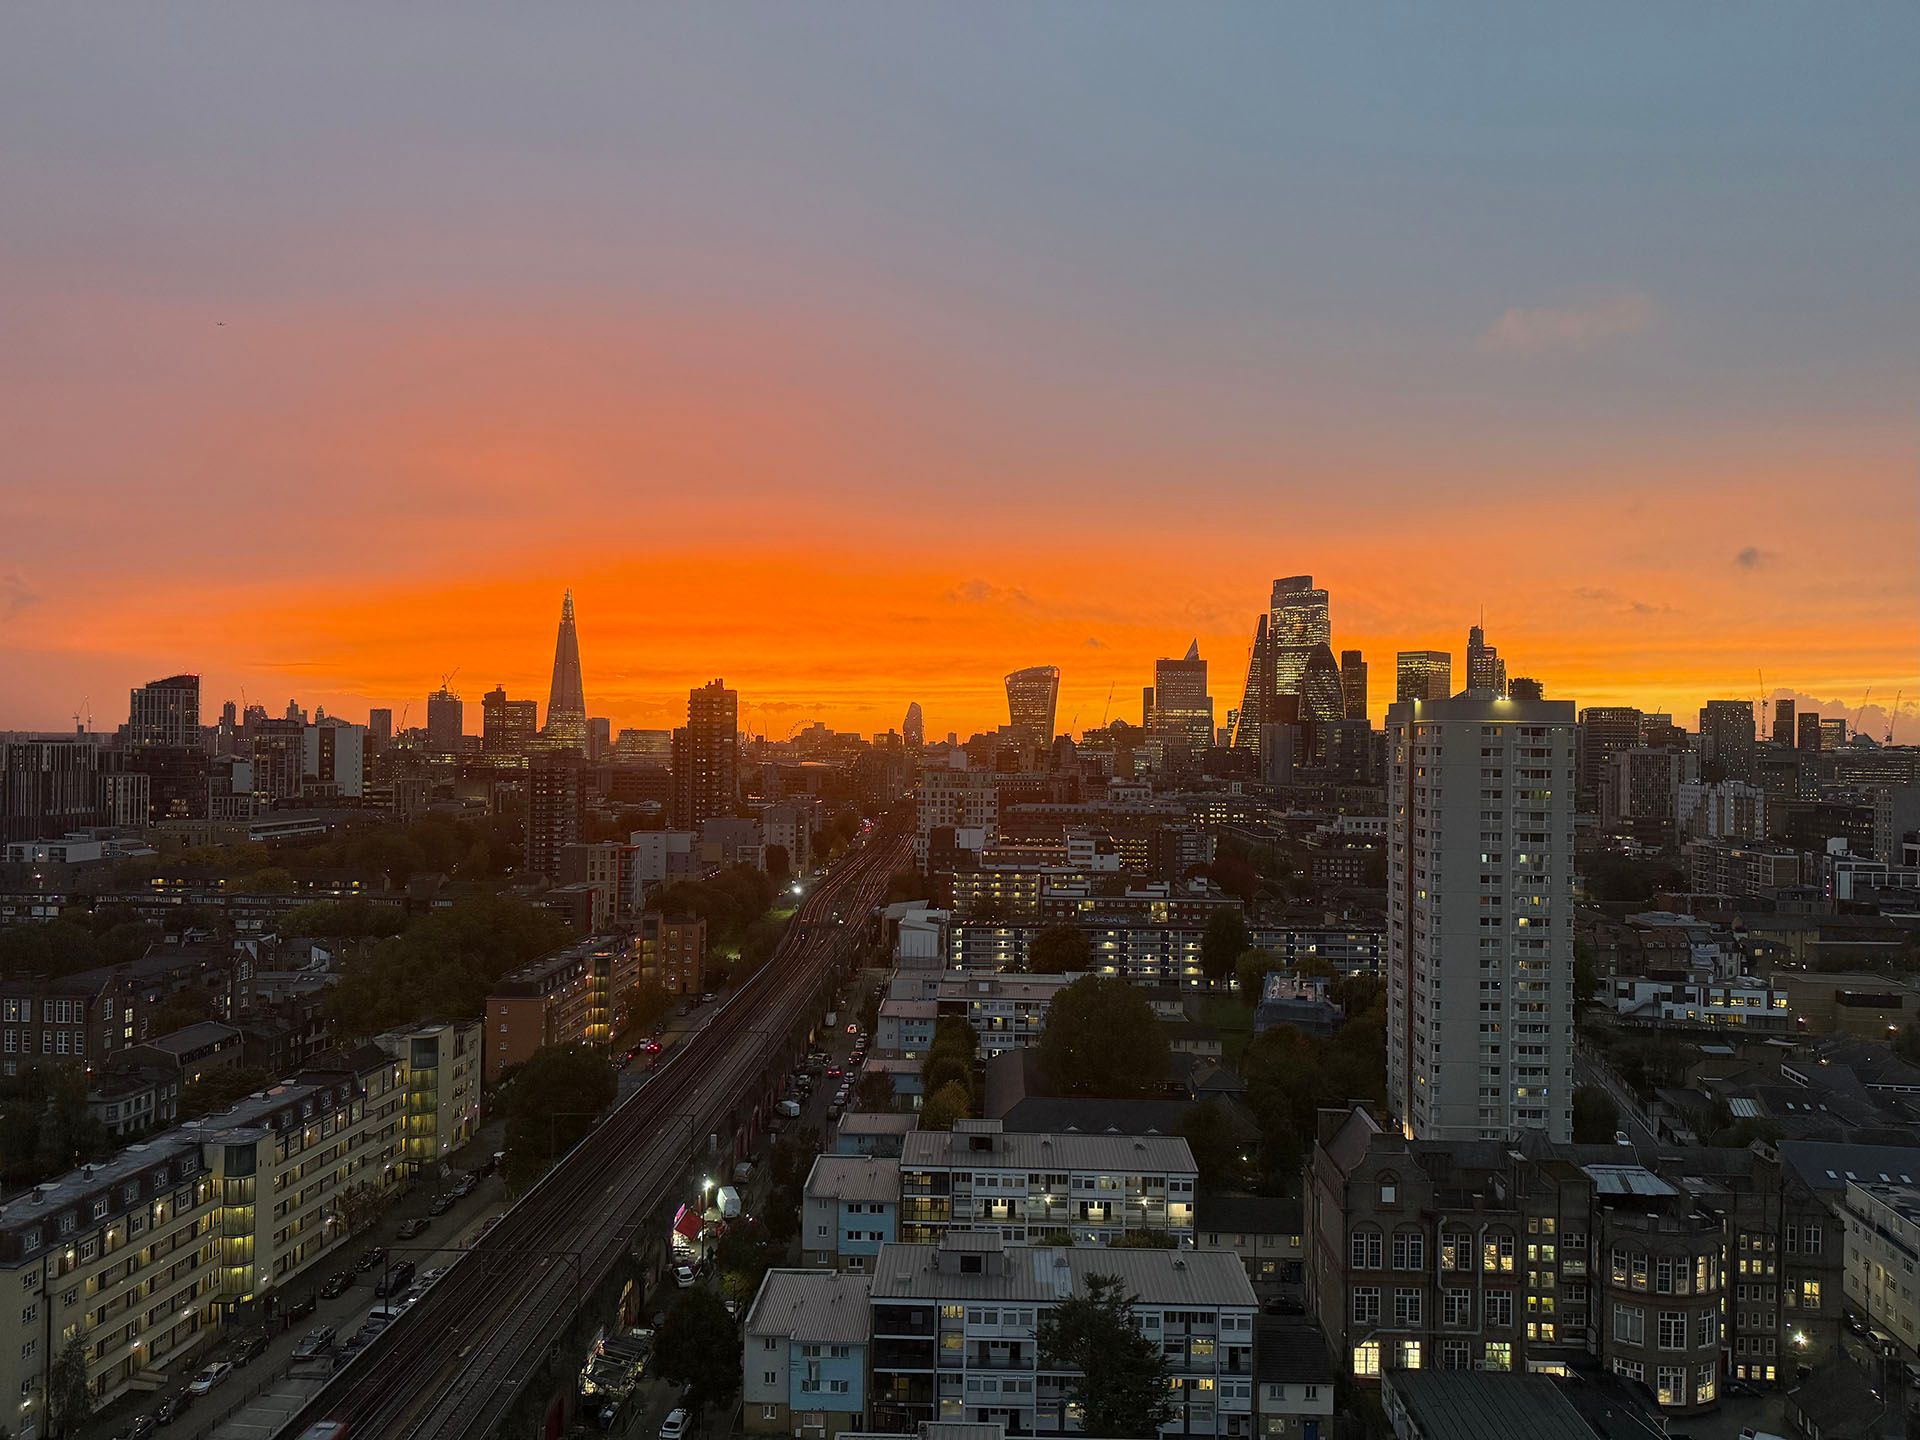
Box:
544;589;588;753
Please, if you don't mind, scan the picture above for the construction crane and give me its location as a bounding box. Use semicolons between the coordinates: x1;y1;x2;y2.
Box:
1098;682;1115;729
1853;687;1873;740
1888;691;1904;746
439;668;460;695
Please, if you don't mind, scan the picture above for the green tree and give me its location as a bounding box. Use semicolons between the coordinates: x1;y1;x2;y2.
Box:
1573;940;1601;1010
280;898;407;939
1026;924;1091;974
1037;1274;1175;1437
920;1080;973;1131
146;986;219;1038
1200;910;1251;986
1037;976;1168;1097
498;1045;616;1190
1176;1099;1246;1190
1235;952;1273;1008
624;980;675;1040
48;1333;91;1435
715;1217;782;1304
855;1070;896;1111
1570;1085;1620;1145
653;1288;742;1412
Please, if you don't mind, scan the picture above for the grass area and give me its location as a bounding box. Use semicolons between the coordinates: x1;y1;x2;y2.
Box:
1191;991;1255;1067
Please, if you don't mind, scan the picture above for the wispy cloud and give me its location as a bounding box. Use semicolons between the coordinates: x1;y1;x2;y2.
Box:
1734;545;1774;571
1571;585;1667;616
1083;636;1106;650
1480;290;1655;355
945;578;1035;609
0;572;39;620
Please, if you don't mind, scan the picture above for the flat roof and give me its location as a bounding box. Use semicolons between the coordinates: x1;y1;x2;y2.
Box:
805;1156;901;1205
902;1128;1195;1177
869;1238;1255;1308
1385;1370;1595;1440
744;1268;871;1346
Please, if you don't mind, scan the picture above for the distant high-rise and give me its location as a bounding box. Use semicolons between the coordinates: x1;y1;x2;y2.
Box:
1228;615;1271;751
1797;711;1823;752
1150;641;1212;759
1772;698;1796;747
1465;624;1508;698
1394;651;1451;705
367;708;394;745
1298;643;1346;724
588;717;611;761
672;679;739;828
1508;676;1544;702
1004;666;1060;755
1387;693;1576;1143
1577;706;1644;811
544;589;588;754
426;686;464;758
482;685;538;759
128;674;200;749
526;751;587;882
1699;699;1757;783
1338;650;1368;723
902;703;925;749
1269;575;1330;701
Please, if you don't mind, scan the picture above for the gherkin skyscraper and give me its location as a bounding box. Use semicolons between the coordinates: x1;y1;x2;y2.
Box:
544;589;588;753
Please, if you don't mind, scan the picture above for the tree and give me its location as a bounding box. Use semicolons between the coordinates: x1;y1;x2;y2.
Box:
1037;1274;1175;1437
855;1070;896;1111
48;1333;91;1435
1234;952;1273;1009
715;1218;782;1304
147;987;219;1038
624;980;675;1039
1037;976;1168;1097
653;1288;742;1412
1200;910;1251;986
1176;1099;1246;1190
920;1080;973;1131
1573;940;1601;1010
1026;924;1091;975
1570;1086;1620;1145
180;1065;275;1122
498;1045;616;1190
764;844;792;886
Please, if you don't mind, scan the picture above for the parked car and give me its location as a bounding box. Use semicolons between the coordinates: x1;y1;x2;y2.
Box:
357;1246;386;1272
659;1409;689;1440
420;1266;450;1286
291;1327;336;1360
285;1293;319;1321
427;1193;457;1216
397;1218;431;1240
672;1263;696;1288
188;1361;233;1395
700;992;716;1004
375;1260;417;1296
320;1270;354;1299
128;1416;157;1439
154;1392;193;1426
234;1332;270;1365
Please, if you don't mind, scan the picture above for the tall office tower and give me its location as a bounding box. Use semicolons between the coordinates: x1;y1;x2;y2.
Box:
1150;641;1213;760
1269;575;1331;701
1298;644;1346;724
220;700;237;729
1465;624;1508;698
1577;706;1644;811
248;718;307;802
1819;716;1848;750
1772;698;1796;747
1797;711;1823;752
481;685;538;758
544;589;589;754
671;678;739;828
588;717;611;761
284;699;307;723
1386;694;1576;1143
367;708;393;745
1003;666;1061;755
526;751;587;881
1508;676;1544;702
1394;651;1452;705
1227;615;1272;751
1699;699;1757;783
1339;650;1368;722
902;702;925;749
128;674;200;748
0;738;107;842
425;686;464;758
1141;687;1155;729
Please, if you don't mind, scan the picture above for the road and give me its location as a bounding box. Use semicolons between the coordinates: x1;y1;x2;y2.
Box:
267;810;911;1440
1574;1048;1661;1151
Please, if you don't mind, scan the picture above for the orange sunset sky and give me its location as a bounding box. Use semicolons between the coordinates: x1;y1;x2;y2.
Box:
2;8;1916;742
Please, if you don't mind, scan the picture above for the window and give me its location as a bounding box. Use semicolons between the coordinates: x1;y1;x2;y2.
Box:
1352;1288;1381;1325
1441;1341;1470;1370
1483;1234;1514;1273
1441;1232;1469;1271
1698;1310;1719;1347
1485;1292;1512;1328
1350;1230;1383;1269
1656;1366;1685;1407
1695;1364;1717;1405
1380;1182;1397;1205
1352;1340;1380;1378
1658;1311;1686;1350
1393;1289;1423;1327
1392;1231;1425;1271
1800;1280;1821;1309
1396;1340;1422;1370
1613;1305;1644;1346
1484;1341;1512;1371
1443;1289;1472;1327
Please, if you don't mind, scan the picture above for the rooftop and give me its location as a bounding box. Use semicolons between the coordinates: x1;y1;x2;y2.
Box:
868;1236;1256;1308
744;1268;872;1346
901;1125;1195;1176
1384;1369;1597;1440
806;1155;902;1206
1252;1318;1333;1386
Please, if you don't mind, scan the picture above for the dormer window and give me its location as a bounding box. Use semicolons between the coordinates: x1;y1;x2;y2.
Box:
960;1254;983;1274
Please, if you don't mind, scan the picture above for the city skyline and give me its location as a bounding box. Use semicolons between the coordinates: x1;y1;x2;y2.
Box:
2;8;1916;742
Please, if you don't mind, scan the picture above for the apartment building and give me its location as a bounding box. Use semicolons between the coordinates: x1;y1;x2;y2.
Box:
802;1156;901;1271
744;1269;872;1438
0;1140;218;1437
897;1120;1196;1248
867;1231;1257;1436
1843;1180;1920;1358
1687;840;1805;901
639;912;707;998
374;1019;482;1175
483;936;641;1081
1;949;243;1078
875;999;937;1059
915;760;999;872
925;974;1080;1057
1609;974;1792;1032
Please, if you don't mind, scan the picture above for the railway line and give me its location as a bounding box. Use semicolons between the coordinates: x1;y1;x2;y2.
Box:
273;808;912;1440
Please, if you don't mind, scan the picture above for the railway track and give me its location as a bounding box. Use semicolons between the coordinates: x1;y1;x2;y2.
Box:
273;809;912;1440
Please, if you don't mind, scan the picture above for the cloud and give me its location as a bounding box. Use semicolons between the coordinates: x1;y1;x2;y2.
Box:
1480;290;1655;355
1083;637;1107;650
0;573;39;620
1571;585;1667;616
945;578;1035;609
1734;546;1774;570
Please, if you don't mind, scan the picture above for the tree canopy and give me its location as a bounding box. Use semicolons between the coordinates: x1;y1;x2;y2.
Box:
1037;1274;1175;1437
497;1044;617;1190
1176;1099;1247;1190
181;1066;276;1122
1037;976;1168;1098
1200;909;1250;985
1570;1085;1620;1145
1240;984;1387;1186
1026;924;1091;974
0;1064;113;1188
920;1080;973;1132
653;1288;743;1412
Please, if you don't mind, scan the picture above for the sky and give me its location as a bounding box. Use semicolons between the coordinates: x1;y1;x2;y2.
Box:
2;5;1917;742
